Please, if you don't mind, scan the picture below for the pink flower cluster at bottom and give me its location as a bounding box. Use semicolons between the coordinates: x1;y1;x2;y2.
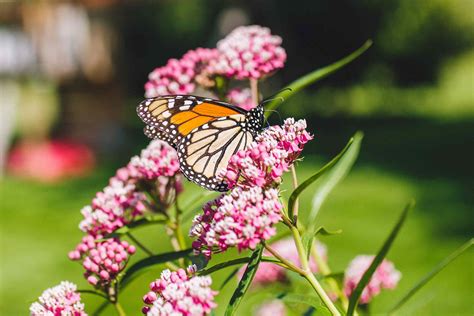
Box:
68;236;136;287
189;187;282;257
344;255;401;304
247;238;327;285
30;281;86;316
142;267;217;316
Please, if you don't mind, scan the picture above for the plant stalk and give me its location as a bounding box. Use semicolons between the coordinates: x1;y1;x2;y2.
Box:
113;302;126;316
250;78;259;105
290;165;300;222
264;244;305;275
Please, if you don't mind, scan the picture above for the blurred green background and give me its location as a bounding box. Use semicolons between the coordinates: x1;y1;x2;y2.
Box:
0;0;473;315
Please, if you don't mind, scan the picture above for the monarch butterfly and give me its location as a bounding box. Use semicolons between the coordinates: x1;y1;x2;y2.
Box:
137;95;264;191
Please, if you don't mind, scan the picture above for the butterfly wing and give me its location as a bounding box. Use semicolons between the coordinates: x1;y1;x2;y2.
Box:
143;125;177;148
137;95;246;147
178;116;255;191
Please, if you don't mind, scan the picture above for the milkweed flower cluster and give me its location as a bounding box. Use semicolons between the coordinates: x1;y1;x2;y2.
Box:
145;48;219;98
79;178;146;236
190;187;282;257
344;255;402;304
30;281;86;316
79;139;181;237
142;267;217;315
69;237;136;288
145;25;286;99
213;25;286;80
245;238;327;285
222;118;313;190
227;87;255;110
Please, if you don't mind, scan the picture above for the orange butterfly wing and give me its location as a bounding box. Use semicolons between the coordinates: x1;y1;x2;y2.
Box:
137;95;245;146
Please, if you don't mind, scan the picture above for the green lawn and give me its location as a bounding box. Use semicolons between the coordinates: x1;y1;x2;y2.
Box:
1;119;473;315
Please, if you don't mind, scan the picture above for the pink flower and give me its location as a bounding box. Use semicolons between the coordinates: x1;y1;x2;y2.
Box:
344;255;401;304
145;48;219;97
79;140;181;236
212;25;286;80
255;300;286;316
227;87;256;110
78;178;146;236
128;139;181;180
69;237;136;288
220;118;312;190
7;139;94;183
142;267;217;315
244;238;327;285
30;281;87;316
189;186;282;257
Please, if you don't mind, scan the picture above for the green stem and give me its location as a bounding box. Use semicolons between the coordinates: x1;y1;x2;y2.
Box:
264;244;305;275
311;244;352;313
290;165;300;222
304;272;342;316
126;232;153;256
113;302;126;316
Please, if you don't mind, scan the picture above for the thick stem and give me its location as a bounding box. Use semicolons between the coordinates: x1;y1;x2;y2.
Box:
311;245;351;312
291;217;341;315
290;165;300;222
303;272;341;316
250;78;259;105
264;244;305;275
113;302;126;316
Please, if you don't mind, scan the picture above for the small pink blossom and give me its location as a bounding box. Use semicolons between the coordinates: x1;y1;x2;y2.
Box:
189;186;282;257
243;238;327;285
227;87;255;110
255;300;286;316
69;237;136;288
212;25;286;80
30;281;87;316
145;48;219;97
344;255;401;304
142;267;217;315
220;118;312;190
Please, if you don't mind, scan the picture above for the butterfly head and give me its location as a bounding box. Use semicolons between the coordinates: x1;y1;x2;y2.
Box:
246;104;264;134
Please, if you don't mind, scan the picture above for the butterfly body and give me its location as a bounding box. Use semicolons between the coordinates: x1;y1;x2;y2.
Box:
137;95;264;191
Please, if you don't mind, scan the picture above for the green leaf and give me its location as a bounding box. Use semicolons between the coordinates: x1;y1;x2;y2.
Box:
119;249;192;288
225;245;264;316
287;133;358;221
278;293;331;315
388;238;473;314
199;256;279;276
102;215;167;239
265;40;372;116
307;132;363;231
347;201;415;316
302;227;342;259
